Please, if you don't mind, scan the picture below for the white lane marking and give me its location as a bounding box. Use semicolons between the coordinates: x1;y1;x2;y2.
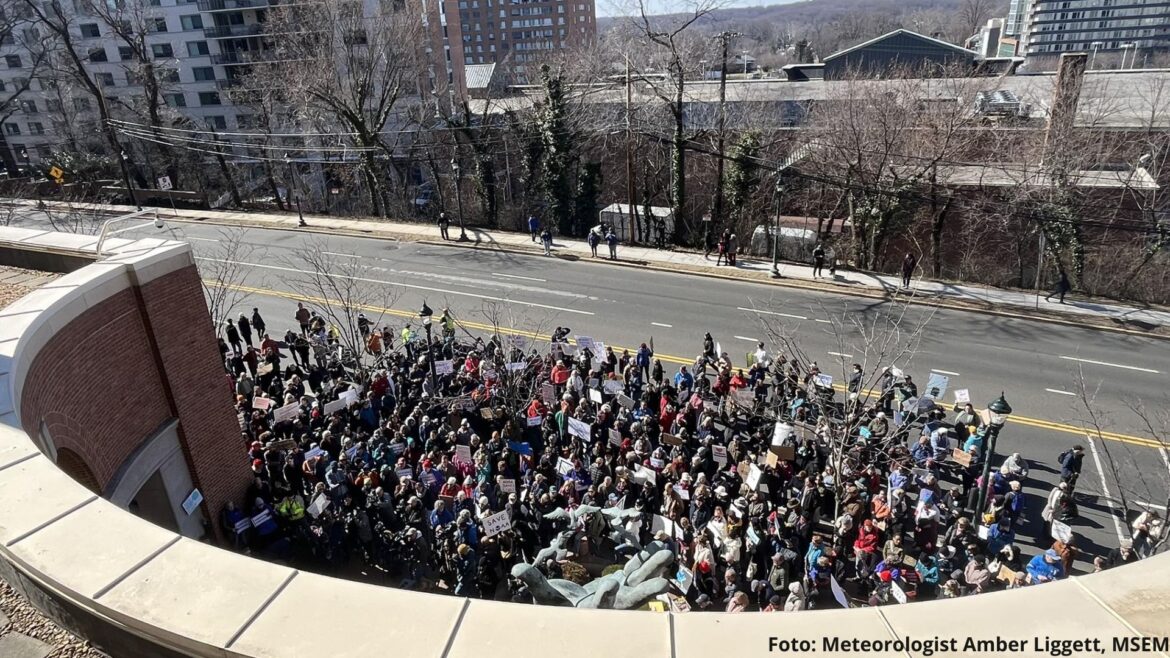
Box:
492;272;547;282
827;351;853;358
931;369;961;376
1059;355;1160;374
1135;500;1170;510
814;318;832;324
1086;435;1129;545
734;335;758;342
322;251;360;258
1045;388;1076;396
738;307;807;320
651;322;673;328
186;237;220;243
196;258;594;316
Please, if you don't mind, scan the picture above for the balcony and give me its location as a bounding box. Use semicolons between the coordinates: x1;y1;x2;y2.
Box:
197;0;268;11
203;24;263;38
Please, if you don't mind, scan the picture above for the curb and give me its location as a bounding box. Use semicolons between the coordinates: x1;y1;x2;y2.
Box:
22;202;1168;342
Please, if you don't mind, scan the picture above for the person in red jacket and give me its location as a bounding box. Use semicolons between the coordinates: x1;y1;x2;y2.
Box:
550;360;570;387
853;518;883;578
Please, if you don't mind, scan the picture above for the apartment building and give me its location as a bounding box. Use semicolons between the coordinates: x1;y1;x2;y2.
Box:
1019;0;1170;62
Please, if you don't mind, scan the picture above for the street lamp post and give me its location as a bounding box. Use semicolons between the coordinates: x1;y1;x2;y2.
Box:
450;157;468;241
419;302;437;392
771;172;784;278
973;393;1014;518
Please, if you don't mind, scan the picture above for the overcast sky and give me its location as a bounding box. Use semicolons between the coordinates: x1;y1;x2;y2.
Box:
596;0;802;18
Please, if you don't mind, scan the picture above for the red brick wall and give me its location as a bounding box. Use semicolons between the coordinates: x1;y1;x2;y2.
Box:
137;264;249;541
19;263;250;543
20;288;171;487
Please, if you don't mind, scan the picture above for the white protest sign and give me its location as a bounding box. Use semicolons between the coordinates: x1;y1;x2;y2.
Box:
617;393;635;409
307;493;330;518
482;510;512;537
435;359;454;375
323;398;346;415
672;484;690;501
925;372;950;400
181;489;203;515
507;362;526;372
567;417;591;439
890;581;908;604
603;379;624;395
674;566;694;594
608;428;623;447
589;388;603;404
252;397;272;410
650;457;665;469
510;335;526;349
527;415;542;427
576;336;596;352
455;444;472;464
634;464;657;486
772;421;794;446
954;388;971;405
556;457;574;476
274;402;300;423
1051;519;1073;544
342;388;360;405
396;467;414;481
499;478;517;494
814;373;833;389
746;464;763;490
712;445;727;465
830;575;851;609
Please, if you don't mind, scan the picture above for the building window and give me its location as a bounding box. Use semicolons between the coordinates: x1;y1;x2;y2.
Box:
187;40;209;56
46;99;61;112
206;115;226;129
149;17;168;32
160;68;179;83
95;72;115;87
4;123;20;136
20;100;35;113
80;23;100;38
164;93;186;107
198;91;221;105
118;46;134;60
5;55;21;68
192;66;215;81
180;14;203;30
73;97;90;112
151;43;174;58
88;47;108;62
28;122;43;135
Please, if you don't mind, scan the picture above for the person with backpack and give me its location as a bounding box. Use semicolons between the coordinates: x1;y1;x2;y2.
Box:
1059;445;1084;491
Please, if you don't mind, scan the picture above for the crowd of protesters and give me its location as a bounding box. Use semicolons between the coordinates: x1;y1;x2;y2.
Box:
218;304;1162;611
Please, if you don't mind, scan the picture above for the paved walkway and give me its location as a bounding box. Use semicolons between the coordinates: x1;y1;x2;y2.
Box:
9;199;1170;330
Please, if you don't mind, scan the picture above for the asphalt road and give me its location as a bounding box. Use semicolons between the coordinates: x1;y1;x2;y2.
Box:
8;211;1169;564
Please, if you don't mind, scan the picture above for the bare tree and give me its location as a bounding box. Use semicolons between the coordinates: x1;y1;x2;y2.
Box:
196;227;259;325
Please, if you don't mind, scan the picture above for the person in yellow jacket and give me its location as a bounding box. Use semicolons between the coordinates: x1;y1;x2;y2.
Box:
275;493;306;522
440;308;456;341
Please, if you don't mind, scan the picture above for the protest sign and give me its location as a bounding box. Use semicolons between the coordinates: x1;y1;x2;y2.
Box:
954;388;971;405
568;417;591;439
305;447;326;461
588;377;600;389
1050;519;1073;544
925;372;950;400
589;388;603;403
769;445;796;462
480;408;495;420
323;398;346;415
510;335;526;349
556;457;574;476
746;465;763;490
541;383;556;405
617;393;635;409
307;494;330;518
608;428;623;447
251;509;274;528
395;468;414;481
271;439;297;452
672;484;690;501
830;575;851;609
712;445;727;465
483;368;498;380
634;465;657;486
341;388;360;406
661;433;684;446
576;336;595;352
526;415;542;427
274;402;300;423
772;421;794;446
890;582;908;604
435;360;454;375
650;457;665;469
674;566;694;594
252;397;272;410
483;510;512;537
814;373;833;389
499;478;517;494
603;379;624;395
233;517;253;535
455;445;472;464
458;397;477;411
181;489;203;515
507;362;526;372
951;448;973;467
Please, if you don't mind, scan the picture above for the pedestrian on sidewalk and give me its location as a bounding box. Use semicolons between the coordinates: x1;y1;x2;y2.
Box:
716;229;729;266
528;215;540;242
237;313;253;347
900;253;917;288
438;212;450;241
295;302;310;335
606;228;618;260
654;217;666;249
224;320;242;355
541;227;553;256
587;229;600;257
1059;445;1084;493
812;243;826;278
251;308;266;336
1045;270;1071;304
727;233;738;266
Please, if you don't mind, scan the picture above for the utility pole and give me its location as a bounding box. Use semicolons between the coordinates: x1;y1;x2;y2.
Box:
625;57;638;243
711;31;739;233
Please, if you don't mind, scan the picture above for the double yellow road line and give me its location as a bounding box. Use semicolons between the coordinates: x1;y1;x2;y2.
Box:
210;280;1167;451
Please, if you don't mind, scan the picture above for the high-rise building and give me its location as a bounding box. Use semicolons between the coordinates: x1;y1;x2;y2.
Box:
1005;0;1028;37
1019;0;1170;63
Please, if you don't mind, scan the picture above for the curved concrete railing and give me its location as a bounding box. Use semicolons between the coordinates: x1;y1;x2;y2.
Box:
0;229;1168;657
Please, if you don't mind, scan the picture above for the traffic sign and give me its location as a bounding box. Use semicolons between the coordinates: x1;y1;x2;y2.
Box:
157;175;172;190
48;165;63;182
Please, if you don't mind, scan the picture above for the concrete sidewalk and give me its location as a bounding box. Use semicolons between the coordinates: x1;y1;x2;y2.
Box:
10;198;1170;331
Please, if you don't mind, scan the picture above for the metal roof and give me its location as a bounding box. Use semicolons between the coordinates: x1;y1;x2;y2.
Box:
464;63;497;91
822;29;980;63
